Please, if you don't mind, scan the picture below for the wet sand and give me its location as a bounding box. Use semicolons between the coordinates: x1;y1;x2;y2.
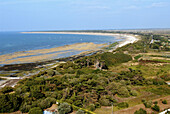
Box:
0;42;106;65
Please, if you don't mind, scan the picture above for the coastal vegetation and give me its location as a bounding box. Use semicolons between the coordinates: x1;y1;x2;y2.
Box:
0;30;169;114
134;108;147;114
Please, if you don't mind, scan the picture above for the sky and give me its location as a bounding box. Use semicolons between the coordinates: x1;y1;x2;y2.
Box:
0;0;170;31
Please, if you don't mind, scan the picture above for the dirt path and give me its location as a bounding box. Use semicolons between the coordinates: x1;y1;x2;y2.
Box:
114;95;170;114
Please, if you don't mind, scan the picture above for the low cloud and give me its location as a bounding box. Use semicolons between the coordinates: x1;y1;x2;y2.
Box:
124;5;140;10
148;2;168;8
87;6;111;10
0;0;57;5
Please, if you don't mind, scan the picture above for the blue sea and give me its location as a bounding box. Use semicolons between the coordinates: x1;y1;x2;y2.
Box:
0;32;121;56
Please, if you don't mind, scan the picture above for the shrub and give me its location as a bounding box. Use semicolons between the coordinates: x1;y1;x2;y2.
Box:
141;99;145;103
47;70;56;76
67;67;75;74
88;104;96;111
143;100;152;108
117;87;130;97
99;97;111;106
153;101;158;105
32;91;44;99
146;79;153;85
76;109;85;114
120;80;126;85
152;104;160;112
39;97;56;109
76;70;84;76
126;86;131;91
106;82;120;94
58;102;72;114
134;108;147;114
95;102;101;108
130;90;138;96
160;75;170;81
0;86;14;94
65;99;73;104
28;107;42;114
162;100;167;104
45;92;57;98
117;102;129;108
134;55;143;60
73;100;83;107
153;78;165;85
20;103;31;113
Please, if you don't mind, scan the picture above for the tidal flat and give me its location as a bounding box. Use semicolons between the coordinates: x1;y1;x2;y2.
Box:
0;42;106;65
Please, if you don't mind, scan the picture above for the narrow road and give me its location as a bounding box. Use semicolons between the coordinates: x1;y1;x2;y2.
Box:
0;76;22;80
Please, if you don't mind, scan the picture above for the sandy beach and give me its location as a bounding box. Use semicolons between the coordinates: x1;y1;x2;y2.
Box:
22;31;138;40
0;32;139;65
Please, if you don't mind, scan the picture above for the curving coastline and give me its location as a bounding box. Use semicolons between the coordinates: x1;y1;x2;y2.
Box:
22;32;139;52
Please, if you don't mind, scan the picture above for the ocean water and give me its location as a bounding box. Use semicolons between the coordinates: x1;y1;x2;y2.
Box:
0;32;121;55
